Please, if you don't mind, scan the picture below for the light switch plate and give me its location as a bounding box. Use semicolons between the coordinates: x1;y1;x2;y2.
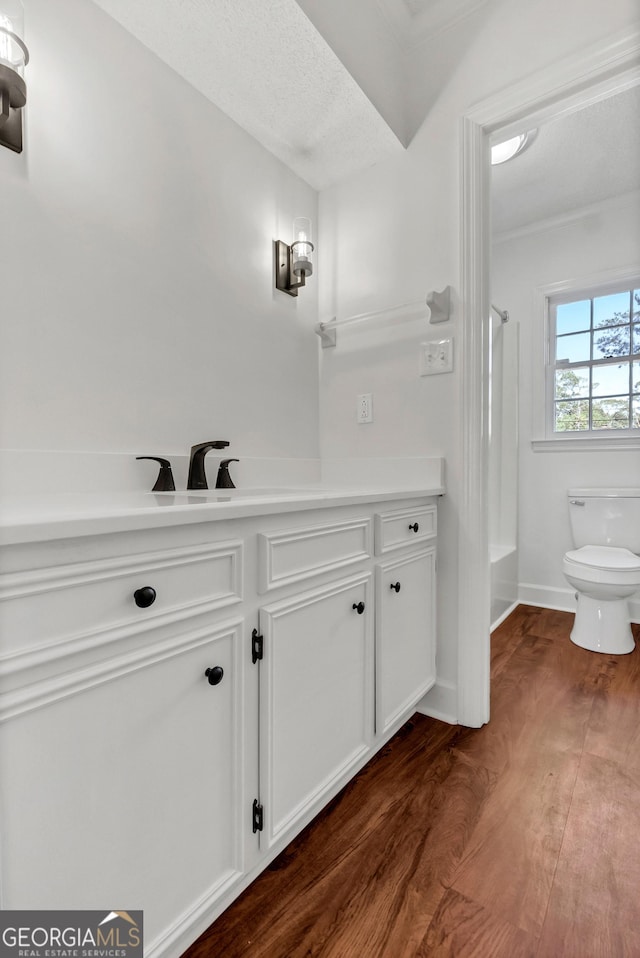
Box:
419;338;453;376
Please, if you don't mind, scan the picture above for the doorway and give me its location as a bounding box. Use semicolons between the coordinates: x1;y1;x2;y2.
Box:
457;31;640;728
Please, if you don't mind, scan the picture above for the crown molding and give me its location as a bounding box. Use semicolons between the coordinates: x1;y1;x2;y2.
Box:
493;188;640;245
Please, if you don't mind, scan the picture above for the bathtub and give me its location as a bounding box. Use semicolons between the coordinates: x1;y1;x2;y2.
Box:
490;544;518;630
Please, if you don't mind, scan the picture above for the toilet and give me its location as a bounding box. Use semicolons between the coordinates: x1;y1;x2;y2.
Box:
563;488;640;654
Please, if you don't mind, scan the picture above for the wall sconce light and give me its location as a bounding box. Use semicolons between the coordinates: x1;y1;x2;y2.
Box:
275;217;314;296
0;0;29;153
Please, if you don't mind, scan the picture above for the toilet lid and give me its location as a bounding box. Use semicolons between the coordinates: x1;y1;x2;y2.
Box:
566;545;640;572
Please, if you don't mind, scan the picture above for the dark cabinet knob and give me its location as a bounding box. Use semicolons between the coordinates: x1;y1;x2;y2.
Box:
390;582;401;592
352;601;365;615
409;522;419;533
133;586;156;608
205;666;224;686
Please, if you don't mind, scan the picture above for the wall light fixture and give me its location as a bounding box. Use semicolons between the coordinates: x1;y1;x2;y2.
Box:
0;0;29;153
275;217;314;296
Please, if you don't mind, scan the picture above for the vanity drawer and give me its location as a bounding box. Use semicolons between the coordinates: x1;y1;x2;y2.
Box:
374;505;437;555
0;539;243;655
258;517;371;592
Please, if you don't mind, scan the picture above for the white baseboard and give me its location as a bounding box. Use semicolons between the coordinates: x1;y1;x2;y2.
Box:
490;600;520;632
415;678;457;725
518;582;640;624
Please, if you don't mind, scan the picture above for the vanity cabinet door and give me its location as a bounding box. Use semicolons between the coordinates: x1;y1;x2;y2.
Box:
258;573;373;850
0;620;245;951
376;547;436;735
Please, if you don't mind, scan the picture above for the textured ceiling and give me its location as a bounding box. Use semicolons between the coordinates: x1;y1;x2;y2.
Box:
87;0;638;214
89;0;493;191
89;0;404;191
492;85;640;235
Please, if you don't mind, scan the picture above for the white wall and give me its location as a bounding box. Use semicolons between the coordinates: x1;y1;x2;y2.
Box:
492;194;640;615
0;0;319;470
317;0;639;718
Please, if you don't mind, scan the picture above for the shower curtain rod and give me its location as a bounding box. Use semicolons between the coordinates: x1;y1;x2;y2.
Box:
491;303;509;323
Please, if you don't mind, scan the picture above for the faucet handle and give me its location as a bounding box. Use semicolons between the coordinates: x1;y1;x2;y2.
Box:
136;457;176;492
216;459;239;490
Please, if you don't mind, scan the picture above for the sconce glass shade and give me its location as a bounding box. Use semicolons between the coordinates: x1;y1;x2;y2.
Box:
0;1;28;75
0;0;28;153
291;217;314;278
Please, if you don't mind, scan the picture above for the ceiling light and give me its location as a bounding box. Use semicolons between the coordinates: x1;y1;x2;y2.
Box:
491;130;536;166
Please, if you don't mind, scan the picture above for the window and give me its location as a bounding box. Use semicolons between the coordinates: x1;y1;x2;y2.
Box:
547;280;640;437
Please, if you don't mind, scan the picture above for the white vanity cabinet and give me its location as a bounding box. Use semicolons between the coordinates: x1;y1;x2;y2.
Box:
0;491;440;958
374;504;437;735
254;514;375;849
0;531;248;954
375;548;436;734
257;571;374;849
1;622;245;943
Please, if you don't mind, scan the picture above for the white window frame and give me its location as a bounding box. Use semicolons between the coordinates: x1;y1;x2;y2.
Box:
532;268;640;452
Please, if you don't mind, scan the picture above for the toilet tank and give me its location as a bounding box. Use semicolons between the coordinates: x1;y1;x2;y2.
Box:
567;488;640;553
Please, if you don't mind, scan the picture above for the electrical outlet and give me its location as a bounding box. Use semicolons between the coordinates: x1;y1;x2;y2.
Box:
357;393;373;423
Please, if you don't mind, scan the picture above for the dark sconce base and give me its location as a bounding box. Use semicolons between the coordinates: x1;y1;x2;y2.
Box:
0;64;26;154
274;239;307;297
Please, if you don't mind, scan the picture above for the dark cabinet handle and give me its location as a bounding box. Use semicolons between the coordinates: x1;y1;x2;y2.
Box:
409;522;419;533
390;582;401;592
352;601;365;615
205;666;224;686
133;586;156;608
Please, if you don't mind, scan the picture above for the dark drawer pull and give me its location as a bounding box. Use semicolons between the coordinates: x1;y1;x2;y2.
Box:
133;586;156;608
390;582;401;593
409;522;419;533
205;666;224;686
352;601;365;615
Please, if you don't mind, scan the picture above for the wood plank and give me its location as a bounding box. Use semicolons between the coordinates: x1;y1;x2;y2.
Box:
537;752;640;957
448;632;602;936
418;888;537;958
584;625;640;772
453;630;601;776
450;744;580;937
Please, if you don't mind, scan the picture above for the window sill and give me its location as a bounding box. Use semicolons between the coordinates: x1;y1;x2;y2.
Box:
532;436;640;452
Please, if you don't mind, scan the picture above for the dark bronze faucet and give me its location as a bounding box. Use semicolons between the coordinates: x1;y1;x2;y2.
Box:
187;441;230;490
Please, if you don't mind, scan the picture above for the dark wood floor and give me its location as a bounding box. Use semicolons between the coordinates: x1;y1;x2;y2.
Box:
182;605;640;958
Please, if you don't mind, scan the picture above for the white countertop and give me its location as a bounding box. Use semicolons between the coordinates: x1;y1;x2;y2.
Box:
0;484;445;545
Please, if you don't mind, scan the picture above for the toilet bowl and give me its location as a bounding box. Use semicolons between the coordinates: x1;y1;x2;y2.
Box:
563;489;640;655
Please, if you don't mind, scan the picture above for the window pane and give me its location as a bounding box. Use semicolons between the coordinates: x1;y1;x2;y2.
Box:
593;291;631;328
556;331;590;363
591;361;630;397
592;397;629;430
555;366;589;399
549;286;640;437
554;400;589;431
593;324;630;360
556;300;590;335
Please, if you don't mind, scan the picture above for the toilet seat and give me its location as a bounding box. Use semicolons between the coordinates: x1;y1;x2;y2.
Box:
563;545;640;586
